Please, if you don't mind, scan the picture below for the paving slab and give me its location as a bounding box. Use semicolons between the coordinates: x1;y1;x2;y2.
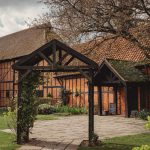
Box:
18;115;148;150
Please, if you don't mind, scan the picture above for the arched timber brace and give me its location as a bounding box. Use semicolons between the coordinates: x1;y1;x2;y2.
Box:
12;39;98;144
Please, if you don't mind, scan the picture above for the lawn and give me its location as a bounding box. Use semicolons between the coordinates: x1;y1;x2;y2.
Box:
78;133;150;150
36;113;71;121
36;114;58;120
1;109;150;150
0;110;19;150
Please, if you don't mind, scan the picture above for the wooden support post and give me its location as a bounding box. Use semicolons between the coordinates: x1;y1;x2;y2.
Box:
17;72;23;144
124;85;129;117
58;49;62;65
88;78;94;143
98;86;102;115
114;86;118;115
53;41;56;64
138;86;141;112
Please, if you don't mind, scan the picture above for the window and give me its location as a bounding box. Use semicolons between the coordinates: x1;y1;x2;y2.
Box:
36;90;43;97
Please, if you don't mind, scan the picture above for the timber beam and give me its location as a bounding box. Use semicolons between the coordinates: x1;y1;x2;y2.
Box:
14;65;95;72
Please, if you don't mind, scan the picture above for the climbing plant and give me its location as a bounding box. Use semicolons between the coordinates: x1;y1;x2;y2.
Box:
18;71;42;143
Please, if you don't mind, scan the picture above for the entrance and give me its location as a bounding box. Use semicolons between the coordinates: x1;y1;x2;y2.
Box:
12;39;98;144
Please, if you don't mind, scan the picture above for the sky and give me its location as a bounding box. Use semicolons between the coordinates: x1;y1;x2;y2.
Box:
0;0;47;37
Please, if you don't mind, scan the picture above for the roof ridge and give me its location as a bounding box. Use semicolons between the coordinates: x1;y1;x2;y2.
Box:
0;26;46;39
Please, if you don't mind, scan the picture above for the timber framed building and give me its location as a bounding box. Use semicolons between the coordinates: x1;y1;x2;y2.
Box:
0;27;149;117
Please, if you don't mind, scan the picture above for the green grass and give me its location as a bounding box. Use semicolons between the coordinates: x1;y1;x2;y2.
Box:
36;113;71;120
0;109;20;150
36;114;58;120
0;114;8;130
0;131;19;150
78;133;150;150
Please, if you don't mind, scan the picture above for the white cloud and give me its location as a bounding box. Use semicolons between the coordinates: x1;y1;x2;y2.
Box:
0;0;47;37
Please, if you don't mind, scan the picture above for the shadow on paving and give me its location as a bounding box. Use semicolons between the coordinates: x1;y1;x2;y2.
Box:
79;143;136;150
21;138;78;150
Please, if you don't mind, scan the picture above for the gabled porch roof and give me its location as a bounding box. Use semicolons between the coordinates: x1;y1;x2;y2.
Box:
94;59;149;86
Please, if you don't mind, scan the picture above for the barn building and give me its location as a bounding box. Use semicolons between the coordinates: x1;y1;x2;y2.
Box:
0;27;149;117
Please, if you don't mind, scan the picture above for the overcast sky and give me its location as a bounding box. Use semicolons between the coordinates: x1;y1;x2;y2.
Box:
0;0;46;37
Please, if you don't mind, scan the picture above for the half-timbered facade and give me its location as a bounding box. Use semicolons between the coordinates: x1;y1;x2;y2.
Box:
0;27;149;117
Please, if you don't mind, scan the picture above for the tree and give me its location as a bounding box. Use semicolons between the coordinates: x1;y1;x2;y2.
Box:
37;0;150;58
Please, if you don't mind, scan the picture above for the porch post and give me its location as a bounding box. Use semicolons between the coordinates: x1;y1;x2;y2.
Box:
124;85;129;117
98;86;102;115
17;72;23;144
88;79;94;142
114;86;118;115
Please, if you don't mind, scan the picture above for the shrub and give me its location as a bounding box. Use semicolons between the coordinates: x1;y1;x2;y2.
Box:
145;116;150;130
38;104;56;114
132;145;150;150
55;105;87;115
138;109;150;120
38;97;52;105
3;107;17;135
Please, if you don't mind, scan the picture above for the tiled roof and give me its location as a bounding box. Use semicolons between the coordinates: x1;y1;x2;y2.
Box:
0;27;59;61
72;37;147;64
107;59;149;82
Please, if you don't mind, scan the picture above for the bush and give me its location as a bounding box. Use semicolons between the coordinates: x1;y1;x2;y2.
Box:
38;97;52;105
138;109;150;120
38;104;56;114
55;105;87;115
3;107;17;135
132;145;150;150
38;104;87;115
145;116;150;130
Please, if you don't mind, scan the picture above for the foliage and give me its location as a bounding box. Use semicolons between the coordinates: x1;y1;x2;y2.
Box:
0;111;9;130
74;89;82;97
132;145;150;150
3;107;17;135
138;109;150;120
33;0;150;58
38;104;56;114
18;71;42;143
0;110;20;149
62;89;72;95
55;105;87;115
132;116;150;150
47;92;53;98
38;97;52;105
61;89;72;105
145;116;150;130
90;133;99;146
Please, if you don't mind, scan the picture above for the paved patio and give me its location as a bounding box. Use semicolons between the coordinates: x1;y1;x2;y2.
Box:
19;115;148;150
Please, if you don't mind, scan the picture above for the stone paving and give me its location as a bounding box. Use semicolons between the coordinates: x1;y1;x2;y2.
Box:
18;115;148;150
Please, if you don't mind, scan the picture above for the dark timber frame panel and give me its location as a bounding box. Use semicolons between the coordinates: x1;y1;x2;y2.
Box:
13;39;99;144
0;60;17;107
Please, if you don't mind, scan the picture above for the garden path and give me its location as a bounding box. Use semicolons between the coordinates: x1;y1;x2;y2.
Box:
18;115;147;150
